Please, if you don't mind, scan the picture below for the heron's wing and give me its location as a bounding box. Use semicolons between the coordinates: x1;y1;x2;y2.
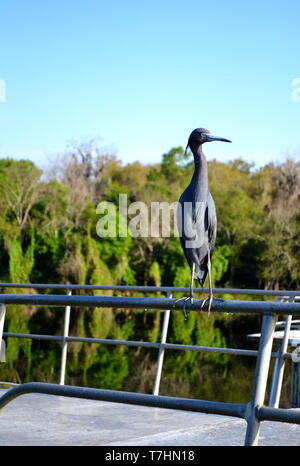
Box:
177;195;206;242
206;192;217;254
177;190;216;284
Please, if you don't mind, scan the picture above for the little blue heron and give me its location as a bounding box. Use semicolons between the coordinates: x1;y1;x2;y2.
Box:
176;128;231;316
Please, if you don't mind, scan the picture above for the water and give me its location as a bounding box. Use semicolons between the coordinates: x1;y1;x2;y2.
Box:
0;308;293;408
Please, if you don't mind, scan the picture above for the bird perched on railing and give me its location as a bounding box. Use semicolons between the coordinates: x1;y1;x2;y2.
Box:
176;128;231;316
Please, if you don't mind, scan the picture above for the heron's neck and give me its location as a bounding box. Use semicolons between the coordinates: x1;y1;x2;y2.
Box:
192;146;208;193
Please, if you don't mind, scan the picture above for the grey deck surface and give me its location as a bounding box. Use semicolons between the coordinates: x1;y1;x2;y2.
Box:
0;389;299;446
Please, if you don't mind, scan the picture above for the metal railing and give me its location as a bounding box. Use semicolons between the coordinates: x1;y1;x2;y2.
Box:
0;283;300;446
0;283;275;389
1;283;299;391
1;282;300;295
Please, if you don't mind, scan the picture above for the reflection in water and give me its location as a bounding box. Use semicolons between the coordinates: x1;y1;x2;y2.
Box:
0;308;293;408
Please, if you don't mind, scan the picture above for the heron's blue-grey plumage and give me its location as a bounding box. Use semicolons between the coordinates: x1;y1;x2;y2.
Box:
178;128;230;285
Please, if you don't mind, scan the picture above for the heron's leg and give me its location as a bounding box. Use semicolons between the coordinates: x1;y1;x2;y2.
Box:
173;263;195;320
207;252;213;313
189;262;195;303
201;252;213;314
184;262;195;318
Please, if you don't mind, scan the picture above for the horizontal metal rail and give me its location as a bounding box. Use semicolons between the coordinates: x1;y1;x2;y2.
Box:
0;381;248;419
258;405;300;424
0;382;300;428
1;282;300;297
1;293;300;314
2;331;266;356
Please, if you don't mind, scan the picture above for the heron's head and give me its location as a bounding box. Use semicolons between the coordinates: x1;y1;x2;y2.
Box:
187;128;231;153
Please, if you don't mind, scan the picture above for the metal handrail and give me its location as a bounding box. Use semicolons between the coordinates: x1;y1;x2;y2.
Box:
1;292;300;389
1;287;300;446
0;381;247;419
2;330;265;355
1;282;300;296
0;293;300;313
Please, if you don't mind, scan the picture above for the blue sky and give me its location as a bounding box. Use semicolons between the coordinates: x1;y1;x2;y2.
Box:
0;0;299;169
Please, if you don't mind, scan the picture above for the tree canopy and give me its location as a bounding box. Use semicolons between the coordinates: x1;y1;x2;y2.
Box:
0;143;299;402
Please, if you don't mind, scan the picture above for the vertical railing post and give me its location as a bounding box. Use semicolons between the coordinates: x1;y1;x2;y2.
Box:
153;291;172;396
0;304;6;362
269;313;292;407
59;290;72;385
245;313;277;446
291;355;300;408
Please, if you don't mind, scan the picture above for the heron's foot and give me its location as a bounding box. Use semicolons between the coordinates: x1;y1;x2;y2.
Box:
173;296;194;320
201;294;214;314
202;297;225;314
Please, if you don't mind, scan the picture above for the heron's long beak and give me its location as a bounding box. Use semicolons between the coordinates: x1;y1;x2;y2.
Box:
206;135;232;143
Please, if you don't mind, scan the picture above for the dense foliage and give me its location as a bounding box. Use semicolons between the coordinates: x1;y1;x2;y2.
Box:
0;141;299;404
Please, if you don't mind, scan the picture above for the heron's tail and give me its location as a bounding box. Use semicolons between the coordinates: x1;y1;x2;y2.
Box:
194;264;207;286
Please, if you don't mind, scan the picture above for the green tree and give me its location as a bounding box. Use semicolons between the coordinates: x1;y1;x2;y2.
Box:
0;159;42;233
